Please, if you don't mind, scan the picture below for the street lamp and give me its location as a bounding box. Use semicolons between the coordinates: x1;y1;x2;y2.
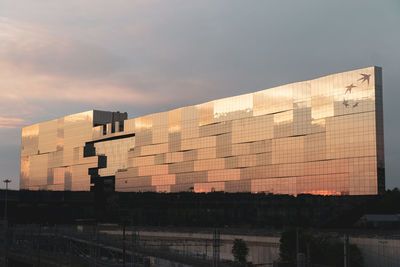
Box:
2;179;11;267
3;179;11;221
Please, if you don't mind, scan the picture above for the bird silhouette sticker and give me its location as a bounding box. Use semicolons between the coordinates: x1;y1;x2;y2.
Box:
345;84;356;94
353;102;359;108
358;74;371;85
343;99;349;108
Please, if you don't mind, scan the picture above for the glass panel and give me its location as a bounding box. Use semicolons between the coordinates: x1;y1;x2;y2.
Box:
21;67;384;196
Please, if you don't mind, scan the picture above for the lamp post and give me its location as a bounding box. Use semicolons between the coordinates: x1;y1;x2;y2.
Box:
3;179;11;221
3;179;11;267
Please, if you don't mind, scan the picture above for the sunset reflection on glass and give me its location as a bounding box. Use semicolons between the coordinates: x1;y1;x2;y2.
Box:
20;66;385;196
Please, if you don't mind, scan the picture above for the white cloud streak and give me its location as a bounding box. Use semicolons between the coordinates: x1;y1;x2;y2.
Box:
0;116;25;128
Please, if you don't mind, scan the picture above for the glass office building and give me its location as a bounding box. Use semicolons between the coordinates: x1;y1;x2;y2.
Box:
20;66;385;195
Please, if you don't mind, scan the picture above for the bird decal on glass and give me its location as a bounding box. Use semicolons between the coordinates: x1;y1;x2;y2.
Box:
340;73;370;109
358;73;371;85
345;84;356;94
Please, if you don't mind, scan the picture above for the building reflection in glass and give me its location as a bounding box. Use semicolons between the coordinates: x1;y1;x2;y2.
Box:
20;66;385;195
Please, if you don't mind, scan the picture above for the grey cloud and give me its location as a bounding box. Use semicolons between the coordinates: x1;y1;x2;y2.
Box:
0;19;125;79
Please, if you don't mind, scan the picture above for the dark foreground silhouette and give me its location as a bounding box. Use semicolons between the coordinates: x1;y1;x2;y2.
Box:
0;188;399;228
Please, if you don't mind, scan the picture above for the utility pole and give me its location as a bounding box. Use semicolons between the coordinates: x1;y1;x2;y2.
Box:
123;223;126;267
131;230;137;267
69;240;72;267
296;228;306;267
212;229;220;267
94;223;98;267
37;224;41;267
3;179;11;267
296;228;299;259
3;179;11;221
344;234;350;267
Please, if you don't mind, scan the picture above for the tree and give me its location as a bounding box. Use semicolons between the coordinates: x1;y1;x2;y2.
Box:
279;228;363;267
324;243;364;267
232;238;249;264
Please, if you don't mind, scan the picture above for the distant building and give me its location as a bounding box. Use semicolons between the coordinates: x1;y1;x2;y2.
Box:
356;214;400;228
20;66;385;195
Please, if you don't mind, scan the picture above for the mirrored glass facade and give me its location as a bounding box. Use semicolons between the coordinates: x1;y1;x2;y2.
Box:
20;66;385;195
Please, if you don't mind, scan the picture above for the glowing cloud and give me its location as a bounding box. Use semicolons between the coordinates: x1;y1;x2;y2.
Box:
0;18;162;114
0;116;25;128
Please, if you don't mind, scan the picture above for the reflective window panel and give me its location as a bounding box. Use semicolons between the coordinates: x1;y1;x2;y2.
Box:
20;67;384;195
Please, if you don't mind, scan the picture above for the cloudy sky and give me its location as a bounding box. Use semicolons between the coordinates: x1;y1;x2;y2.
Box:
0;0;399;190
